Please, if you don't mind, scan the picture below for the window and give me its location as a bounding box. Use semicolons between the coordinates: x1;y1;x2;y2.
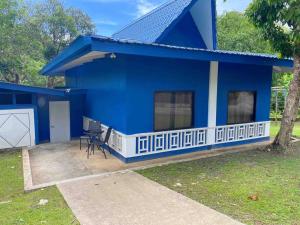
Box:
0;94;13;105
228;91;256;124
155;92;193;131
16;94;32;104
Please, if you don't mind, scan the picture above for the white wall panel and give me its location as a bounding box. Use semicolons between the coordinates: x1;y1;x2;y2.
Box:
0;108;35;149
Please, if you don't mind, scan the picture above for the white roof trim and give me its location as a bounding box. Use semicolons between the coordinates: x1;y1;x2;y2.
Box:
273;66;293;73
53;51;107;73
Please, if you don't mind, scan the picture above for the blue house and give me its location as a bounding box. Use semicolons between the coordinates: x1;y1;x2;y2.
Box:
0;0;293;162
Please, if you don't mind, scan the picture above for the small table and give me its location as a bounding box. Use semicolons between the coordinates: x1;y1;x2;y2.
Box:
80;130;104;150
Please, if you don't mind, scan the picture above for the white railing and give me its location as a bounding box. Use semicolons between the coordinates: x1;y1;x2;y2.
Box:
131;121;270;157
83;117;123;153
215;122;269;144
101;125;123;152
134;128;208;155
83;117;270;158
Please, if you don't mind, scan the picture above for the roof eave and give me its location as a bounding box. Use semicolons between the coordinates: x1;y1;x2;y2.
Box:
41;36;92;75
0;82;65;96
0;81;87;96
42;36;293;76
90;37;293;68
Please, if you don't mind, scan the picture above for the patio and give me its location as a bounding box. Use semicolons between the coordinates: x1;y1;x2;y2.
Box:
27;140;270;187
29;140;127;186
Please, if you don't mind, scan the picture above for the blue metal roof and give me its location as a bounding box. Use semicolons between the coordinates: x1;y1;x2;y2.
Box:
112;0;195;43
41;35;294;75
0;81;86;96
93;36;284;60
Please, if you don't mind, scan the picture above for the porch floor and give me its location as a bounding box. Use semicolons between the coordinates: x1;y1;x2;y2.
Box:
28;140;270;187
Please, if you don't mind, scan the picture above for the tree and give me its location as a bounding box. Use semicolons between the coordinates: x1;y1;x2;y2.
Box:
246;0;300;149
218;11;273;54
0;0;95;87
272;73;293;88
33;0;96;87
0;0;44;84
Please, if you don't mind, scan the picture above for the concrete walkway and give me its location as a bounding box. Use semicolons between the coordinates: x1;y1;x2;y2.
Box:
58;171;244;225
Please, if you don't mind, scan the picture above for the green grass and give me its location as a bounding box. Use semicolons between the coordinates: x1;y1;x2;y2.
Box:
270;121;300;138
138;149;300;225
0;150;79;225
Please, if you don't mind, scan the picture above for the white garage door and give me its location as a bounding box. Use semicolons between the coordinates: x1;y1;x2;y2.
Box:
0;108;35;150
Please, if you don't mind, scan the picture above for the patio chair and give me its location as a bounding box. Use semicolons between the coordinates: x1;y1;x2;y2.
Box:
80;120;102;150
88;127;113;159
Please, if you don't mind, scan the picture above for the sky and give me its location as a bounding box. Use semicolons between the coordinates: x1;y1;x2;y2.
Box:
35;0;252;36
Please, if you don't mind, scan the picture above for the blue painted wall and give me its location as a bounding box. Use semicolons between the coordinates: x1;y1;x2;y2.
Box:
66;55;272;135
125;55;210;134
66;56;128;133
158;12;207;49
66;55;210;135
216;62;273;125
36;94;84;142
0;89;84;143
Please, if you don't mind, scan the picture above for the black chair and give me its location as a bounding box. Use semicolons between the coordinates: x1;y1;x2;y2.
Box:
80;120;102;150
88;127;113;159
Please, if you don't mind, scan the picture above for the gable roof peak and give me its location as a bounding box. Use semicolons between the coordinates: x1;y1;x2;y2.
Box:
114;0;181;35
112;0;196;43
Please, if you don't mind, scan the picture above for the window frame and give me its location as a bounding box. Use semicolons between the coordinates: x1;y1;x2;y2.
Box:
153;91;195;132
227;91;257;125
15;93;33;105
0;93;13;105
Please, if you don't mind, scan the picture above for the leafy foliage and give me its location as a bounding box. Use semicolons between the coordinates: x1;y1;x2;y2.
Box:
217;11;274;54
34;0;95;62
0;0;95;87
217;11;294;91
0;0;44;84
272;72;293;87
33;0;95;87
247;0;300;147
246;0;300;57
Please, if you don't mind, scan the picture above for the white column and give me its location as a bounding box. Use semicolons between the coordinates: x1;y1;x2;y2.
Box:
207;61;219;145
265;121;271;137
122;135;136;158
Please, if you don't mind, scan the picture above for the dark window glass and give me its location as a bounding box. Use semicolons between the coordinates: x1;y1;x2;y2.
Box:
16;94;32;104
155;92;193;131
228;91;256;124
0;94;13;105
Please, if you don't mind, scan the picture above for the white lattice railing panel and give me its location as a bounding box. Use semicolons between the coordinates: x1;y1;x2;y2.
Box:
101;125;123;152
135;128;208;155
83;117;270;158
215;122;268;144
83;117;124;153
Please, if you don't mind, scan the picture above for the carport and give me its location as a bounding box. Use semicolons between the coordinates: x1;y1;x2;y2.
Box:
0;81;86;149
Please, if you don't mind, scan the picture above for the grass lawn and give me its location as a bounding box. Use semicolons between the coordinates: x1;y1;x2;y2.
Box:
0;150;79;225
138;149;300;225
270;121;300;138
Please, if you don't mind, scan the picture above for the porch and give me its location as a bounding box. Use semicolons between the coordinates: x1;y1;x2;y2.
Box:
97;119;271;162
27;135;270;189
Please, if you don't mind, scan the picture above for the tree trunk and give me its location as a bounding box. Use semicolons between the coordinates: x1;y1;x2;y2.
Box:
4;71;19;84
273;55;300;148
47;76;55;88
14;72;20;84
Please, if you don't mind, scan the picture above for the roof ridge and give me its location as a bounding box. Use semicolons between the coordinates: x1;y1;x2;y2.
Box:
113;0;180;37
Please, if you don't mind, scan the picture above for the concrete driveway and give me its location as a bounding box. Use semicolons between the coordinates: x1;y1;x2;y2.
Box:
58;171;243;225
